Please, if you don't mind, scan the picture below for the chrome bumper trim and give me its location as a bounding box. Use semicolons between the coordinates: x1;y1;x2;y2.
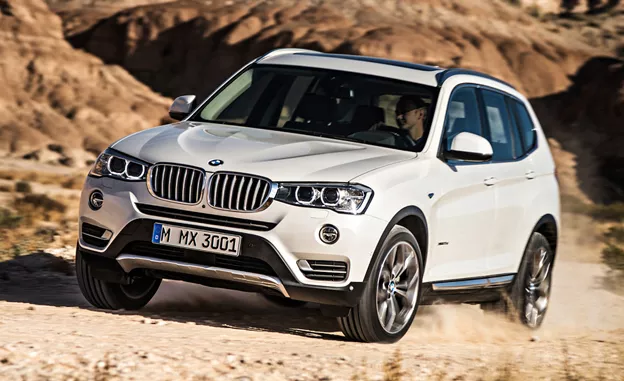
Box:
116;254;289;298
431;274;514;291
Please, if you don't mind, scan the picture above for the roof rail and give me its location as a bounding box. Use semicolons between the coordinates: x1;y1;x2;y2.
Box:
256;48;321;62
436;69;516;89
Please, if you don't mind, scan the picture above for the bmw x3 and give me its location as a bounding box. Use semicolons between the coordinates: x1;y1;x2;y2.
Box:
77;49;559;343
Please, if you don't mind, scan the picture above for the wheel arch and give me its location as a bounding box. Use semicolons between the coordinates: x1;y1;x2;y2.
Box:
514;214;559;276
364;206;429;280
533;214;558;258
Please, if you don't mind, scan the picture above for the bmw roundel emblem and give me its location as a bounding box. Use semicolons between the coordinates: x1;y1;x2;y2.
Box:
209;159;224;166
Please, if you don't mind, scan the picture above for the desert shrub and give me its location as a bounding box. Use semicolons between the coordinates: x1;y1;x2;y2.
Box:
15;181;32;193
0;208;22;229
61;174;85;190
605;226;624;243
603;244;624;271
590;203;624;221
14;194;66;223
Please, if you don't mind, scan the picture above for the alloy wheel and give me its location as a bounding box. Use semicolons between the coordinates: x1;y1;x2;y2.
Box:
524;247;552;328
376;241;420;334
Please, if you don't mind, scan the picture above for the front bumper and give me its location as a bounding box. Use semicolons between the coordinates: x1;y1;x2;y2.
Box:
78;176;387;306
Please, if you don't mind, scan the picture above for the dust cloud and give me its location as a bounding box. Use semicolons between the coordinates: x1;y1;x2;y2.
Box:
145;262;624;344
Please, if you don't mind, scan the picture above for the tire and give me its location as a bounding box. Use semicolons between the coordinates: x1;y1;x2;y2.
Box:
261;294;307;308
338;226;423;343
76;249;161;310
480;232;554;328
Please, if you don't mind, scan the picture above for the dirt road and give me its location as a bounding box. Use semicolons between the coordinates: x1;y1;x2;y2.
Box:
1;238;623;380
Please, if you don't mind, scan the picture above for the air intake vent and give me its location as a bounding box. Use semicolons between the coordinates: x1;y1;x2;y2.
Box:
298;260;348;281
81;222;111;248
149;164;205;204
208;173;272;212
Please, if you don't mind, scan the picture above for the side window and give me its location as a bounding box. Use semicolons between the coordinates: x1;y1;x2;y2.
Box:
480;90;517;162
443;87;483;152
511;100;537;154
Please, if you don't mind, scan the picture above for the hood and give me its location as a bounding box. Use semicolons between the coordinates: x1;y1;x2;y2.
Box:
111;122;416;182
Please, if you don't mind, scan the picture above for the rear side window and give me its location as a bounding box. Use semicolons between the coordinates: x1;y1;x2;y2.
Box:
443;87;483;152
480;90;519;162
510;100;537;154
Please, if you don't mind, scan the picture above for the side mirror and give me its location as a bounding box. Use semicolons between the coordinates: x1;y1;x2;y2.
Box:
169;95;197;121
445;132;493;162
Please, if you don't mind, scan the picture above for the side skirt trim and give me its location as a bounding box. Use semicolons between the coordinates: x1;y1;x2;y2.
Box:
431;274;514;291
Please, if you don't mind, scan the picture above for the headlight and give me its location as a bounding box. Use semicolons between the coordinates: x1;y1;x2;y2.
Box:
274;183;373;214
89;149;149;181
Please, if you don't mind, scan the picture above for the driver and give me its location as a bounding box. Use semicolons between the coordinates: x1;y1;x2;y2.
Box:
395;95;428;140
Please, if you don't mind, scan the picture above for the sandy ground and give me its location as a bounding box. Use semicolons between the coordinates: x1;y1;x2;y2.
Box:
1;235;623;380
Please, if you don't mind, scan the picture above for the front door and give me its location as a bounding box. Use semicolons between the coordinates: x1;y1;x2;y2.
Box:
427;86;497;282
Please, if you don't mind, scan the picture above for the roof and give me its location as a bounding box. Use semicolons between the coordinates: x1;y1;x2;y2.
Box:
256;49;515;90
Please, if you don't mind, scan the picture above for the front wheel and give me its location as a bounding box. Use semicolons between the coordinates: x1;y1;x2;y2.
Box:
338;226;423;343
76;249;161;310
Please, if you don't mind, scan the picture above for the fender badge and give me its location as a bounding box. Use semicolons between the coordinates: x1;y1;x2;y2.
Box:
209;159;224;166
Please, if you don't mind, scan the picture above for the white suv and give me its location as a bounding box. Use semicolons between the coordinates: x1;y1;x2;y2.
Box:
77;49;559;342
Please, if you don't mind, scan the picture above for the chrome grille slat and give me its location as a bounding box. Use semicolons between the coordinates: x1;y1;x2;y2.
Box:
153;166;159;193
228;175;237;210
167;166;173;200
149;164;204;204
181;168;188;203
251;178;261;210
188;170;195;204
236;176;245;211
243;178;253;212
208;173;272;212
174;167;180;201
221;175;229;209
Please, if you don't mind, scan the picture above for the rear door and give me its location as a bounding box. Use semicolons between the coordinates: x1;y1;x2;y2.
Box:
428;86;496;282
478;89;537;275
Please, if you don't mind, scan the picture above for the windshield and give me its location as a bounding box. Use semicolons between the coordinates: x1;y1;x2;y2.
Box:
190;65;437;151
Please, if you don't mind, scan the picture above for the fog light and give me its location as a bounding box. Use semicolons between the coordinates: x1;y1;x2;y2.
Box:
89;190;104;210
319;224;339;244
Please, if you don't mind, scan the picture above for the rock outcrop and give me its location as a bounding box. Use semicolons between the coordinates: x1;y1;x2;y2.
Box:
63;0;612;100
0;0;171;166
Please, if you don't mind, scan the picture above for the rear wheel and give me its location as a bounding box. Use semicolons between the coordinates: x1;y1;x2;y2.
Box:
480;232;554;328
76;249;161;310
338;226;423;343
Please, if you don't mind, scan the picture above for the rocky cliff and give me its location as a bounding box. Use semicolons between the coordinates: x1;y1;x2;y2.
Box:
0;0;171;166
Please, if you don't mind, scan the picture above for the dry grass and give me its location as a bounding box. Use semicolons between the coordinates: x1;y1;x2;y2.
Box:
0;169;85;189
602;244;624;272
562;194;624;222
0;193;75;259
382;349;404;381
605;226;624;243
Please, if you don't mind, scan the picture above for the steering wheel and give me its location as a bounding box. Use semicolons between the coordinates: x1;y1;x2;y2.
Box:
348;127;415;149
373;125;418;147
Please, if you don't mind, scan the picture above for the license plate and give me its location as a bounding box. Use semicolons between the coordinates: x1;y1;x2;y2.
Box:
151;223;241;256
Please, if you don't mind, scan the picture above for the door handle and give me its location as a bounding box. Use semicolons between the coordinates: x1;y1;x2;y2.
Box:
484;177;498;186
525;170;536;180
